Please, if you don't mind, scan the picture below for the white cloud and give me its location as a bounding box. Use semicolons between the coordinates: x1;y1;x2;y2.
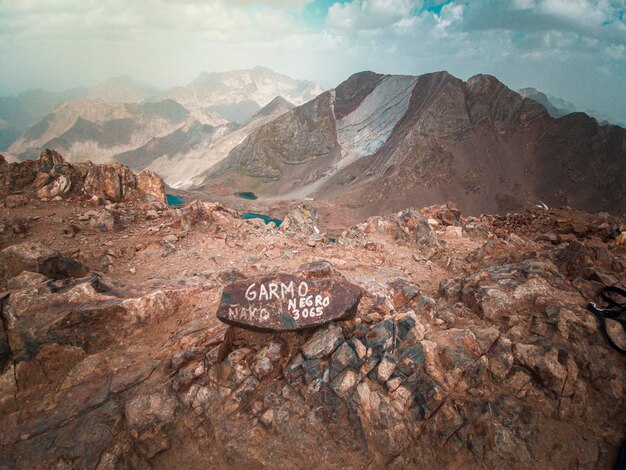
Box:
0;0;623;123
327;0;423;30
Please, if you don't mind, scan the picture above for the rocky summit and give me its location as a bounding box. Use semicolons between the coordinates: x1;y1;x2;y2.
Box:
0;155;625;469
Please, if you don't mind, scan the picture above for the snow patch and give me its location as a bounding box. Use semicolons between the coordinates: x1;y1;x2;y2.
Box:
336;75;418;170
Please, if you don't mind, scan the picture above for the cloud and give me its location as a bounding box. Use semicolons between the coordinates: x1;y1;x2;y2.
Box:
0;0;624;123
463;0;626;44
326;0;423;30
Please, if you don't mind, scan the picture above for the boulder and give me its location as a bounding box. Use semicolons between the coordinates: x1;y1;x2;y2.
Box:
280;204;321;237
421;203;462;226
0;242;89;288
36;175;72;199
137;170;167;203
393;209;439;255
37;148;64;172
146;210;159;220
178;201;239;231
95;210;122;232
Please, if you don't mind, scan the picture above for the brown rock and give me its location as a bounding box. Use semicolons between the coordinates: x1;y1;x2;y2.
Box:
36;175;72;199
302;323;345;359
5;195;28;209
280;204;321;236
216;273;362;331
0;242;89;288
38;148;65;172
330;368;359;398
137;170;167;203
387;278;420;309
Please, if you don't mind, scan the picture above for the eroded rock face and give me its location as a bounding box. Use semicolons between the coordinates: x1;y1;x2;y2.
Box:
0;148;167;203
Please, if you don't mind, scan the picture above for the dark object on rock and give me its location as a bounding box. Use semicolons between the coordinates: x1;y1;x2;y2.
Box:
216;273;362;331
586;286;626;355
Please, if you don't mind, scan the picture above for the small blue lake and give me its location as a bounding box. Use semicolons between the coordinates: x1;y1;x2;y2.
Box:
242;213;282;227
235;192;258;200
166;194;185;206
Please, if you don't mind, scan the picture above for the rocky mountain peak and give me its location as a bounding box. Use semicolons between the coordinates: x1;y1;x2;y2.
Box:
201;69;623;217
251;95;294;120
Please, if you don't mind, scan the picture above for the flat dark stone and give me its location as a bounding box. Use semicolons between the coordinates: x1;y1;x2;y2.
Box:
216;273;362;332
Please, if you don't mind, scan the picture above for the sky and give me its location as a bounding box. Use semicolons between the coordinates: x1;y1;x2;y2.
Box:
0;0;624;123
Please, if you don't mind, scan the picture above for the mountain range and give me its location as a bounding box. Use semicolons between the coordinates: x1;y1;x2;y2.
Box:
2;67;321;186
1;67;624;216
200;71;625;216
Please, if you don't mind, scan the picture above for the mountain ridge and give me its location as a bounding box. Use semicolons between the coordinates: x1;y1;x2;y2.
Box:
0;67;324;151
199;70;625;216
3;68;320;183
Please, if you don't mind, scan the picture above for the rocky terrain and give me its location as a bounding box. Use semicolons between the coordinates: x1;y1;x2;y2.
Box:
1;153;625;469
201;71;626;218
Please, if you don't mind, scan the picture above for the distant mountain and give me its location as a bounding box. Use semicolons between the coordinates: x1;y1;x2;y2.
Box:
87;75;158;103
250;96;294;120
205;99;261;124
199;71;625;216
8;99;200;165
0;87;88;150
0;120;22;152
151;66;323;110
119;95;295;188
3;67;317;184
517;88;569;118
0;75;157;151
517;87;624;127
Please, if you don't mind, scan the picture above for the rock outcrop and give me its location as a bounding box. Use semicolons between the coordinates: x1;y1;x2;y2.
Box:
0;149;166;203
0;242;89;289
